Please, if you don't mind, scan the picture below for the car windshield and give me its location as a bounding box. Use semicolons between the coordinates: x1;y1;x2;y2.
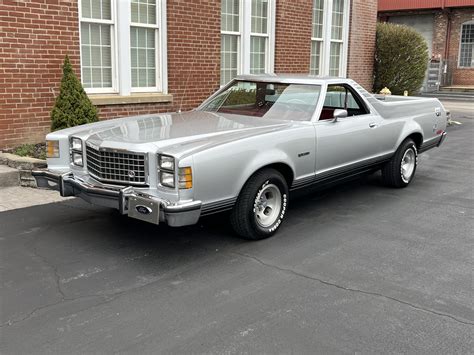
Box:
200;81;321;121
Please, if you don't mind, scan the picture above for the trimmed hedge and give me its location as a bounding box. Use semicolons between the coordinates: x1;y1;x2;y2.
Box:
374;22;429;95
51;56;98;131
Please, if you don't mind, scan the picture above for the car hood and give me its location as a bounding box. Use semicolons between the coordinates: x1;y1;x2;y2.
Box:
76;110;291;155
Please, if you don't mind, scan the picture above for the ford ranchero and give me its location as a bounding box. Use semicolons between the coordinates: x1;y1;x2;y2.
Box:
33;75;448;240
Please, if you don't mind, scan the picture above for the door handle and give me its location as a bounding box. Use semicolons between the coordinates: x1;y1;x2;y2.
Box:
369;122;378;128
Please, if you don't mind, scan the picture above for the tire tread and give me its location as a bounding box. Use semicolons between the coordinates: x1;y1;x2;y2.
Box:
382;139;417;188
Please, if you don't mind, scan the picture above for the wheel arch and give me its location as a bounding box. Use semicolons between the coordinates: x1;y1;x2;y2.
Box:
405;132;423;149
252;162;295;188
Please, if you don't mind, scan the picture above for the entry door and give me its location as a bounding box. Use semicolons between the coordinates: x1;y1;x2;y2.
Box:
315;84;382;175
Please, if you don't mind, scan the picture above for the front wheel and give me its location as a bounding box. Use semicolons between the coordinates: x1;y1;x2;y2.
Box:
230;169;289;240
382;139;418;188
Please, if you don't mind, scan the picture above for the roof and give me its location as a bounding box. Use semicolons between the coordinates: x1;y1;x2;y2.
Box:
235;73;349;85
378;0;474;12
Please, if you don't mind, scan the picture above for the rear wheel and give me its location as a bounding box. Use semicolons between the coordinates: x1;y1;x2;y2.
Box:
382;139;418;188
230;169;289;240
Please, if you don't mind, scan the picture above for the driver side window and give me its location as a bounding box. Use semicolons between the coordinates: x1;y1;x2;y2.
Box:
319;84;368;120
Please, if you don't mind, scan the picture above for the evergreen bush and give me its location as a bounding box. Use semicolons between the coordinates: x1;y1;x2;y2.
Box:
51;56;98;131
374;22;429;95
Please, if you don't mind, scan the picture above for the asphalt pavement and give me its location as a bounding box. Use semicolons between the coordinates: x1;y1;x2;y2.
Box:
1;102;473;353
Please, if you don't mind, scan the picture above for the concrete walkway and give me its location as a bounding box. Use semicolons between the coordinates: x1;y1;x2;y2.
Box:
0;187;71;212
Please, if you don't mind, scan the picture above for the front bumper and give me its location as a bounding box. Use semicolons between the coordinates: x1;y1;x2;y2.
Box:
32;170;201;227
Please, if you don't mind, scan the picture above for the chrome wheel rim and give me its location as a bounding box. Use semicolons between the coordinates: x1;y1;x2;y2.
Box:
401;148;416;183
254;184;282;228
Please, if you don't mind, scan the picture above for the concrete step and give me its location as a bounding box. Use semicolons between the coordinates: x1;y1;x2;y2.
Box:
439;86;474;93
420;92;474;101
0;165;20;187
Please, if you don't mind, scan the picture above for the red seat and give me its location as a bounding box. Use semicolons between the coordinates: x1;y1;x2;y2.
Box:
320;108;335;120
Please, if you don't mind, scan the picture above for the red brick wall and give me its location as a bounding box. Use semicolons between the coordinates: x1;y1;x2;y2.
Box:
274;0;378;89
0;0;221;148
384;7;474;86
165;0;221;110
98;0;221;119
1;0;377;149
274;0;312;73
347;0;378;91
447;8;474;86
432;11;448;59
97;0;221;121
0;0;81;149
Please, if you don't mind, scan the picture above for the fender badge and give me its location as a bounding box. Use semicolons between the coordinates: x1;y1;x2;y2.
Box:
135;205;152;215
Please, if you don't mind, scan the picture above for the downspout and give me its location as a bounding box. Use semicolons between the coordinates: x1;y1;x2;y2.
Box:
443;7;452;85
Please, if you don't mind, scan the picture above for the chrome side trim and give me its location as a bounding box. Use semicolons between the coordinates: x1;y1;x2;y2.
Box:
201;197;237;216
419;134;445;153
291;154;392;191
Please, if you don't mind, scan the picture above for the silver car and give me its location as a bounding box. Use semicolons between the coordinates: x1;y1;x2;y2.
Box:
33;75;448;240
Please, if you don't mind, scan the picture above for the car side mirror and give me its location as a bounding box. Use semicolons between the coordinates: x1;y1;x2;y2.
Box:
333;109;348;121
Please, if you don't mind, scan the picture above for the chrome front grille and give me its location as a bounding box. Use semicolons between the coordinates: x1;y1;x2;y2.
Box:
85;144;148;186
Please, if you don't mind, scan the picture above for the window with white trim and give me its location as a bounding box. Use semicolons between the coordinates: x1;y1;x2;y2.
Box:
310;0;324;75
250;0;269;74
220;0;275;85
221;0;240;85
329;0;344;76
79;0;167;95
310;0;349;77
80;0;114;91
459;21;474;68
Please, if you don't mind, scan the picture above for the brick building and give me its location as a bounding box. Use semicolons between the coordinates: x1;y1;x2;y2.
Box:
378;0;474;89
0;0;377;149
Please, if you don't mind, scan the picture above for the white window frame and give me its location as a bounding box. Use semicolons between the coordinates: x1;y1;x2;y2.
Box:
220;0;243;86
310;0;350;77
458;20;474;68
79;1;118;94
220;0;276;85
79;0;168;95
310;0;325;75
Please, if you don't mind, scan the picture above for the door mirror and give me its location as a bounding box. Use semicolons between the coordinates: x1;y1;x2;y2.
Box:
333;109;348;121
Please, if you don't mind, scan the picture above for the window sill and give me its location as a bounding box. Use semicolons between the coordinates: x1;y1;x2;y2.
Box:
88;93;173;106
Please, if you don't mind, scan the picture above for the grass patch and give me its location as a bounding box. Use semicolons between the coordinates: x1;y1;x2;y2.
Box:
12;143;46;160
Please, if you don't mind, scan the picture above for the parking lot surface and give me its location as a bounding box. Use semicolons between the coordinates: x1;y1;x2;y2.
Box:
1;104;473;353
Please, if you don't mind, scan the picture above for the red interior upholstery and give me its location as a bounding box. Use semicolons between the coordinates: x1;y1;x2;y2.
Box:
320;108;335;120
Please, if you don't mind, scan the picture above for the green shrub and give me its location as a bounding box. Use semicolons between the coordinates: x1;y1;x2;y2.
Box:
374;22;429;95
51;55;98;131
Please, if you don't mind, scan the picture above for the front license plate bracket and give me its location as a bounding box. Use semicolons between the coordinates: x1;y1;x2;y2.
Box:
128;196;160;224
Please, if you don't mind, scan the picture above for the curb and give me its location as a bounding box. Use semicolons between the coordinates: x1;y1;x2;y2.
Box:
0;152;46;188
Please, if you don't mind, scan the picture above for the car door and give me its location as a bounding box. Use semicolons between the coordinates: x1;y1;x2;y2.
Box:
315;84;383;176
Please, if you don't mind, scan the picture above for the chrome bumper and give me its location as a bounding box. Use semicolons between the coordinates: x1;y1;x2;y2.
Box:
31;170;202;227
437;131;447;147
